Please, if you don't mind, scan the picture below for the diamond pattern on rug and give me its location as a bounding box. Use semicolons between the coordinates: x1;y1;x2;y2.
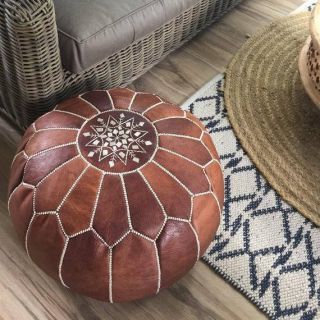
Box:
182;74;320;320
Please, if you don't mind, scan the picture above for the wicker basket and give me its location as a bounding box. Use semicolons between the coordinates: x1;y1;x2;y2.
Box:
0;0;241;128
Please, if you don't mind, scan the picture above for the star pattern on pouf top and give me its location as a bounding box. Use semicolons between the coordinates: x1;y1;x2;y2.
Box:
82;113;153;168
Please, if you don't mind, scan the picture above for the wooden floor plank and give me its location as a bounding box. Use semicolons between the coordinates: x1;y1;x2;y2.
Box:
0;0;305;318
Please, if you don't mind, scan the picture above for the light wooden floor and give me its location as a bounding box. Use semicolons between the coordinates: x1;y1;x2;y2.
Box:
0;0;305;319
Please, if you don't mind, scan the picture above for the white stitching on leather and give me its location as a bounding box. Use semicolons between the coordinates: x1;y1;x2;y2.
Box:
36;155;80;188
78;96;101;114
92;228;110;248
138;170;167;219
29;142;77;160
56;214;68;238
152;116;186;124
59;237;70;288
69;227;92;238
131;229;153;242
202;168;222;216
25;214;36;260
35;211;57;215
54;109;87;120
141;101;163;115
155;216;167;240
158;133;201;141
107;91;115;110
188;222;200;260
153;242;161;294
109;248;113;303
56;165;89;212
89;173;105;227
158;146;204;168
189;196;194;221
8;183;34;216
167;216;189;223
11;150;29;168
120;175;132;230
127;92;137;111
36;127;80;132
110;230;130;248
152;160;193;196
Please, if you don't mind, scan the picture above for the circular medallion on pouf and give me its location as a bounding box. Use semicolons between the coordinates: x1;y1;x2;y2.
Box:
8;88;223;302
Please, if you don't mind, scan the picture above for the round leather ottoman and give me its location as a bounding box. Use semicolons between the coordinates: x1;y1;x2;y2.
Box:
8;88;223;302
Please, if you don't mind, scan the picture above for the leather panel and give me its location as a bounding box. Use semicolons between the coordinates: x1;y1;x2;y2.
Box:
130;93;162;114
34;157;86;213
16;125;35;154
8;152;28;195
141;162;191;219
28;214;65;281
186;112;205;130
124;172;165;239
9;184;34;244
159;135;211;166
93;175;129;245
61;231;109;301
205;162;224;210
144;103;184;122
154;149;209;194
157;220;197;289
81;91;113;112
24;145;78;186
155;118;202;138
112;233;158;302
59;167;102;236
192;194;220;256
35;111;85;130
108;88;135;110
24;130;77;157
202;132;220;161
56;96;99;118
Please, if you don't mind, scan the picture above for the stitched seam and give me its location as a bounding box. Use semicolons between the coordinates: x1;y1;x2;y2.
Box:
120;175;132;229
59;237;69;288
152;160;193;196
78;96;103;114
127;92;137;111
188;222;200;260
109;248;113;303
158;146;204;168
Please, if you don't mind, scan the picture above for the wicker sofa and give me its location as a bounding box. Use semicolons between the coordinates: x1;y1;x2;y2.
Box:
0;0;241;129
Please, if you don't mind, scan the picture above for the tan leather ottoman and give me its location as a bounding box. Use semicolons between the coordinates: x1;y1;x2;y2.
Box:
8;88;223;302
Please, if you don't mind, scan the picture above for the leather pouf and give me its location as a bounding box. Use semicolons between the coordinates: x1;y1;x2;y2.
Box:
8;88;223;302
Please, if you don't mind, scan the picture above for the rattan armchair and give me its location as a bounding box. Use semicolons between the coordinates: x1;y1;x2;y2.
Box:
0;0;241;129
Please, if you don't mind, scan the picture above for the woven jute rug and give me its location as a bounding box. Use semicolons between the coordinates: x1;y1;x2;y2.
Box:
224;11;320;225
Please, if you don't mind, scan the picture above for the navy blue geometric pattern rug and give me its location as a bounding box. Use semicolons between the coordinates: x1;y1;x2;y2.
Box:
182;73;320;320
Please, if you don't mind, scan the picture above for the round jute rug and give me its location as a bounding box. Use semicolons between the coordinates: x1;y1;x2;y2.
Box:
225;12;320;225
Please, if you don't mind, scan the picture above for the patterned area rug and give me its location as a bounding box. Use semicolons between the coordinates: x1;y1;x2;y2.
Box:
182;71;320;318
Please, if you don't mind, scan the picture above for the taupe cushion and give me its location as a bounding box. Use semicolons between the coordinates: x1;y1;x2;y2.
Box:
54;0;198;74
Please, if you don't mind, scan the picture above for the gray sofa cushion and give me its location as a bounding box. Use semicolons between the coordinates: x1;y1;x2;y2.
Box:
54;0;198;74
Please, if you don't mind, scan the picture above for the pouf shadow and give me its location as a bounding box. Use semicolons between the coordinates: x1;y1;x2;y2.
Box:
8;88;223;302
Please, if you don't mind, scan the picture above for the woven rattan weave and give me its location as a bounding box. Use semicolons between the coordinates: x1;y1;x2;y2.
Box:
0;0;240;129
